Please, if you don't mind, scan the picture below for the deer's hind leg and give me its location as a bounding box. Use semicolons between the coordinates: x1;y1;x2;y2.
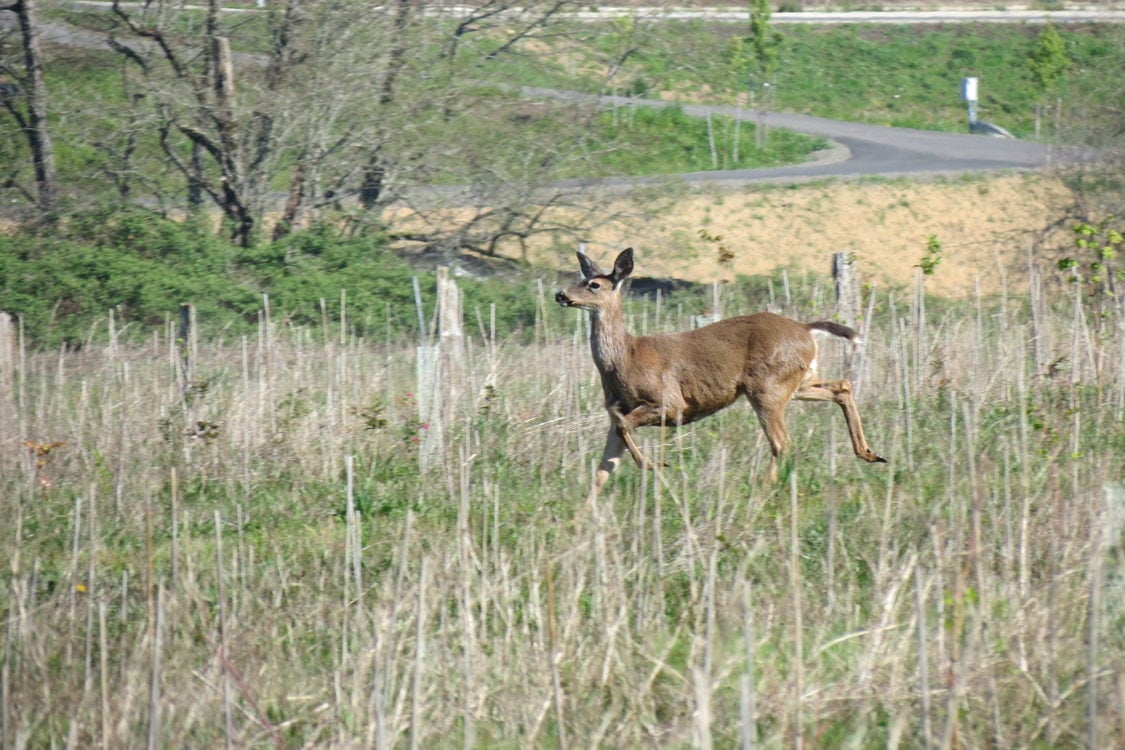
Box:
794;379;886;464
744;364;812;483
747;394;794;484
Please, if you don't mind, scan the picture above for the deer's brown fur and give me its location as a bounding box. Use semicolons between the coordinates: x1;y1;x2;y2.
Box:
556;248;885;499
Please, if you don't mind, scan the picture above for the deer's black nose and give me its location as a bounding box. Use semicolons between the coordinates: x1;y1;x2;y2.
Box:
555;291;570;306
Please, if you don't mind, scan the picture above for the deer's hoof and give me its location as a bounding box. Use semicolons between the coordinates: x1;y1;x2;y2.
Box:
871;452;888;464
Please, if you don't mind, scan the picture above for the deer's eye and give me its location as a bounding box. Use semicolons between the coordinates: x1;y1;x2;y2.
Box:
588;280;602;290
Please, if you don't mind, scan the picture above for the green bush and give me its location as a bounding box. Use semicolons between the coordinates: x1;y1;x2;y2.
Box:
0;211;543;349
0;210;254;346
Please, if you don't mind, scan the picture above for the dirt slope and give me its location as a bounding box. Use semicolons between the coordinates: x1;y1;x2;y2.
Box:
535;173;1075;297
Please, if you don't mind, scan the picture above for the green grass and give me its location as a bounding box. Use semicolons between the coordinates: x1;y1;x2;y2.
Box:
21;48;826;209
578;105;829;176
1;264;1121;746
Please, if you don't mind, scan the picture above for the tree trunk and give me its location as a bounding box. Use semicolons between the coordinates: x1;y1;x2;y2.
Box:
4;0;60;213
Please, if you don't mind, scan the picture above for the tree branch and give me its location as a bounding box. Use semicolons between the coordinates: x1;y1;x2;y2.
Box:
106;36;150;74
2;97;28;130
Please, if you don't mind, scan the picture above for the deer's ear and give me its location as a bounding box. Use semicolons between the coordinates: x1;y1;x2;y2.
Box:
611;248;634;284
577;252;605;280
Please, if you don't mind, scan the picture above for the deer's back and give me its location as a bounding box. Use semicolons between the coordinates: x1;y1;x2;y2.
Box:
665;313;816;372
615;312;817;423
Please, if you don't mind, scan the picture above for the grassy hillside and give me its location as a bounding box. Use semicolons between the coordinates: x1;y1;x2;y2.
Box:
499;18;1124;138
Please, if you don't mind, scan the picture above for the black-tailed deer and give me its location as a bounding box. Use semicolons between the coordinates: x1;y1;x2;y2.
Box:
556;248;885;499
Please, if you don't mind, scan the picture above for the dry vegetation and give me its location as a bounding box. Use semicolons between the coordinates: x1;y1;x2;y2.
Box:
1;245;1122;747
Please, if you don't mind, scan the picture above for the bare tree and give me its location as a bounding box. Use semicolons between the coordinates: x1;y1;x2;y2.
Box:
101;0;599;248
37;0;656;256
107;0;312;245
0;0;59;213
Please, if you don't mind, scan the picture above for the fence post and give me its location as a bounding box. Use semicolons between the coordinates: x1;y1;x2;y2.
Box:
833;252;860;379
178;303;197;390
415;268;464;470
0;312;14;426
832;252;859;329
438;266;464;430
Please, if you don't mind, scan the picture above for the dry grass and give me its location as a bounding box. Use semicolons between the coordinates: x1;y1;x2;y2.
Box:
0;260;1122;748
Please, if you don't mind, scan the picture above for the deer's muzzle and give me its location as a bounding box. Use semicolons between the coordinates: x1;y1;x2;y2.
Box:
555;291;573;307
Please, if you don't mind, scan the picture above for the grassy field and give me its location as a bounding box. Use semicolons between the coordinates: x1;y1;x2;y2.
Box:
1;260;1122;747
3;7;1123;748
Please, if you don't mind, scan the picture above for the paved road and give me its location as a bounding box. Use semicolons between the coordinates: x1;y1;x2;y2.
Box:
525;90;1053;192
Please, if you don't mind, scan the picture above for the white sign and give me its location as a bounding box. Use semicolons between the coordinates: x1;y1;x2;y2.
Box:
961;77;978;102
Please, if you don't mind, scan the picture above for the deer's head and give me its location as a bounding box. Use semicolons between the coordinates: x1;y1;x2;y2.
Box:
555;248;634;311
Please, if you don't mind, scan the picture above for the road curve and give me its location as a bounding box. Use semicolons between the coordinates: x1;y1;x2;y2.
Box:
523;89;1054;193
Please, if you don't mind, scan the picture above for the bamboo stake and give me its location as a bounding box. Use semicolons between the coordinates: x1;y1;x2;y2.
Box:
215;511;233;750
914;564;932;750
99;601;110;749
170;468;179;589
693;663;714;750
83;486;97;697
67;495;83;673
898;317;915;470
740;578;758;750
1086;513;1105;750
694;550;718;750
2;614;9;749
789;471;804;750
546;560;567;750
827;425;837;609
458;444;476;750
146;584;164;750
410;556;428;750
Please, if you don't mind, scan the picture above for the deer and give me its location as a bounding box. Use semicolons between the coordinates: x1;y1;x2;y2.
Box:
555;247;886;500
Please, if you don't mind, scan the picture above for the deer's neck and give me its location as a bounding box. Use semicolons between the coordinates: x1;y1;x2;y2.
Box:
589;305;630;374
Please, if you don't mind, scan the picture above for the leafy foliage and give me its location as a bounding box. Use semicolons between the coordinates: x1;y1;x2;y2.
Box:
1056;216;1123;300
915;234;943;276
1028;23;1071;96
746;0;783;82
0;212;540;348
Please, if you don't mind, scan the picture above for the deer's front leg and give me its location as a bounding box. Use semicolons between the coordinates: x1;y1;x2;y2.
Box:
618;424;656;469
607;407;653;469
589;425;627;502
614;404;677;470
